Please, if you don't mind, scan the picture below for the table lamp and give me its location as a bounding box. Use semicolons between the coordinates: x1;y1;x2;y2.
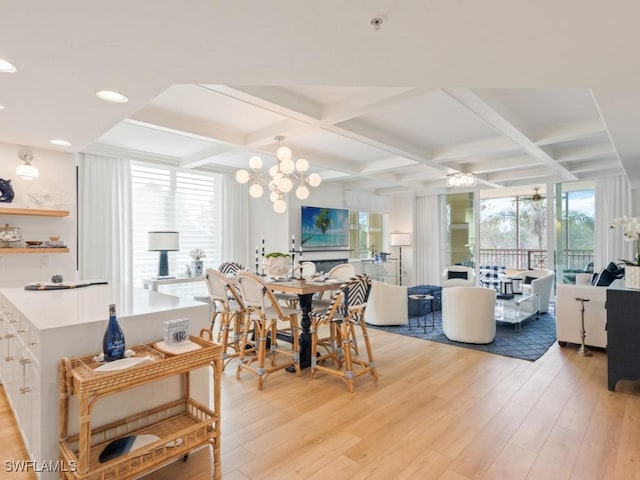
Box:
148;231;179;278
390;232;411;285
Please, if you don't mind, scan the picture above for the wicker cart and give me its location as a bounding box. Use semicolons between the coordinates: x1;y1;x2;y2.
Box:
58;336;222;480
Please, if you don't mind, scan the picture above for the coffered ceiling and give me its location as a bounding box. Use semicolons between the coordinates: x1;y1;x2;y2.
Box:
1;1;638;195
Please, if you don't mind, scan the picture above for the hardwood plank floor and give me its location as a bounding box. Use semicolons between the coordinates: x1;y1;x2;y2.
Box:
2;328;639;479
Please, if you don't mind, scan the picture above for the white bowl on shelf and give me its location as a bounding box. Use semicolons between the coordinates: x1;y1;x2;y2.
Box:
45;240;64;247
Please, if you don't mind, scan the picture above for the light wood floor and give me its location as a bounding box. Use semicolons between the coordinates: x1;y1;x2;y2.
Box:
2;328;640;480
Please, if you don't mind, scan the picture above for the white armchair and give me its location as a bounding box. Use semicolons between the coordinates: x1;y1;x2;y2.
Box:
364;281;408;326
441;265;476;287
442;286;496;344
517;270;555;313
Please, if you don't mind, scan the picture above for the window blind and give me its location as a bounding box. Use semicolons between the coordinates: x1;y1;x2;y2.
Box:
131;162;222;293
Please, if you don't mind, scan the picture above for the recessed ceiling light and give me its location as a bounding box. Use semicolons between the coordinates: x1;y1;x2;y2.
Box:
96;90;128;103
50;139;72;146
0;105;5;110
0;58;16;73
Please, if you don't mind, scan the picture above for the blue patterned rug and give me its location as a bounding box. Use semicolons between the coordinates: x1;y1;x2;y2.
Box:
369;310;557;362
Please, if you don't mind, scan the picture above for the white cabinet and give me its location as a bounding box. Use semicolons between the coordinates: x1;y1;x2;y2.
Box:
0;286;209;479
0;297;40;460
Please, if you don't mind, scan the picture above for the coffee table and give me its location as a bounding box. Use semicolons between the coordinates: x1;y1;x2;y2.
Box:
496;293;540;330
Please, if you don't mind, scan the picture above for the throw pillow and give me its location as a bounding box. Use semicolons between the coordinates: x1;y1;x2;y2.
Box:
604;262;625;279
606;261;619;272
594;268;617;287
524;275;536;285
448;271;468;280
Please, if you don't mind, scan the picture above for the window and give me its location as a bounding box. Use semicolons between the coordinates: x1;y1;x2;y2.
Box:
349;211;384;258
480;188;548;269
556;183;595;283
131;162;222;296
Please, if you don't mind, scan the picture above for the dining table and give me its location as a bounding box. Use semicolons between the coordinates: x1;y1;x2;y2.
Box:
267;278;342;369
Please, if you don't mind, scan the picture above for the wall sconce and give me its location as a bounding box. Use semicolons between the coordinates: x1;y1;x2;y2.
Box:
16;148;39;180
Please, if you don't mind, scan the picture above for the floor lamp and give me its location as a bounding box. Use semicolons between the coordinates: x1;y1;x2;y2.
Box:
390;233;411;286
148;231;180;278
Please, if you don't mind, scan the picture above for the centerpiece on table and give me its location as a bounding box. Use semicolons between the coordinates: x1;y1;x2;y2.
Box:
262;252;292;277
190;248;206;276
610;216;640;289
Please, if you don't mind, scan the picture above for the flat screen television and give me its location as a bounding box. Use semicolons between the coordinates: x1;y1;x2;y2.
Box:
301;206;349;248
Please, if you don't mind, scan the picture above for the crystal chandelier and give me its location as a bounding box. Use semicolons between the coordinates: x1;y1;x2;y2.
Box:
446;172;476;188
235;136;322;213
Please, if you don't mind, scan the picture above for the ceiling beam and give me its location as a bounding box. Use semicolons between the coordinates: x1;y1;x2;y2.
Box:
443;88;578;182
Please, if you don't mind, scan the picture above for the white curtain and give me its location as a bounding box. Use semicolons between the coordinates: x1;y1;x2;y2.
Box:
222;175;250;267
595;175;632;270
78;153;133;286
415;194;441;285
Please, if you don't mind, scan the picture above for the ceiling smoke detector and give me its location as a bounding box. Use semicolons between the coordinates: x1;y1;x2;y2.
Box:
370;17;384;30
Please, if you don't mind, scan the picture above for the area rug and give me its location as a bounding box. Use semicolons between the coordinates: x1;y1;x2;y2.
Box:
368;310;557;362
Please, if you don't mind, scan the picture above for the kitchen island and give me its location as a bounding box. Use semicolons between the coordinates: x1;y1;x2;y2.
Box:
0;283;209;479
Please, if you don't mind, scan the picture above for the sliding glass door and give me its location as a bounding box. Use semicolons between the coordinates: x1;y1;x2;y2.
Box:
445;192;475;267
554;181;595;284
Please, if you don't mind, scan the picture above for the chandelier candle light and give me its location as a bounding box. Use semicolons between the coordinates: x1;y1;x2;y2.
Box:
235;136;322;213
446;172;476;188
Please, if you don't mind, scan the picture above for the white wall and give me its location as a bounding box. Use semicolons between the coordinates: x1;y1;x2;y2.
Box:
248;183;351;269
0;143;77;287
247;183;418;283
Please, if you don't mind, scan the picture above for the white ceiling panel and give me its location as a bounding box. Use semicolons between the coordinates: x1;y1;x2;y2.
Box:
0;1;634;193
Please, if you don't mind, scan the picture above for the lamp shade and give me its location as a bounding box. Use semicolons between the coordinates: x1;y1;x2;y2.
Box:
390;233;411;247
148;231;179;251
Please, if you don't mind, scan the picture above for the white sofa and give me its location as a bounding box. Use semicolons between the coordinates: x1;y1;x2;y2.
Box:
364;281;408;326
556;284;607;348
517;269;555;313
441;265;476;287
442;286;496;344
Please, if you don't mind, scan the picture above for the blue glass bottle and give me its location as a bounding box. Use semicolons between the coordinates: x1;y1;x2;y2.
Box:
103;304;125;362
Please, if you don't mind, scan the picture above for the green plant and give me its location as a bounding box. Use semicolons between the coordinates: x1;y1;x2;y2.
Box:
190;248;206;261
265;252;291;259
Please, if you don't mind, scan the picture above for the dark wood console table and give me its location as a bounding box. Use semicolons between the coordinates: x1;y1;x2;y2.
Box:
606;286;640;391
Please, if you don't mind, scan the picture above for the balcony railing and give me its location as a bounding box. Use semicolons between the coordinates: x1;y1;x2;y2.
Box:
477;248;594;272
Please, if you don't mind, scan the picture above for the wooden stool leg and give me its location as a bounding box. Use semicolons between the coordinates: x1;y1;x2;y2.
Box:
340;322;356;393
359;320;378;381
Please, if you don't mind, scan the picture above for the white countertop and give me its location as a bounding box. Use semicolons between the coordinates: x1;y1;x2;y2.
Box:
0;283;206;330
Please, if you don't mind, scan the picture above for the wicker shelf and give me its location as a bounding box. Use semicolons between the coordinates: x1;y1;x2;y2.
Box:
0;207;69;217
59;336;222;480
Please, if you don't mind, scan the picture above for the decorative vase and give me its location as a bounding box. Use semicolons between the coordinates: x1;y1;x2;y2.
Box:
625;265;640;289
263;255;292;277
192;260;204;276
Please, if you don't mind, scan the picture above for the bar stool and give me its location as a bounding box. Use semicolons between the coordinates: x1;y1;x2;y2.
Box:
310;274;377;393
202;268;249;371
235;271;301;390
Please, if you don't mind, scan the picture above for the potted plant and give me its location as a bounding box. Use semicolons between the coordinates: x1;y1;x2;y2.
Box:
610;216;640;288
190;248;206;276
